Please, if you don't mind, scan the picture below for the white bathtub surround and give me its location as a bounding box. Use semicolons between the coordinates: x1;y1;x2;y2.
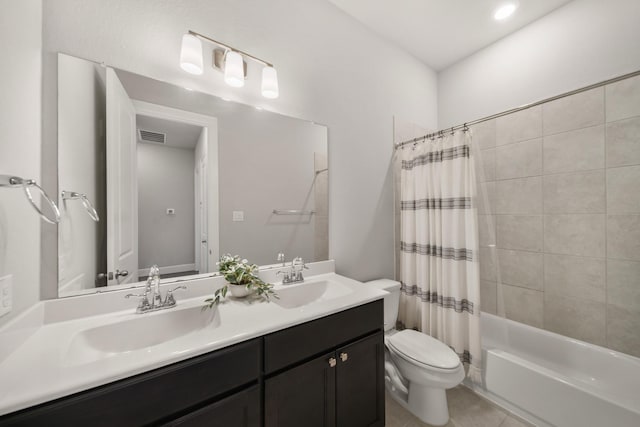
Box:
0;260;387;416
397;131;482;382
468;312;640;427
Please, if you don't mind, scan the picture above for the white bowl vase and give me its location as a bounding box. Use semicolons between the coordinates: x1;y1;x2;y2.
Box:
228;284;253;298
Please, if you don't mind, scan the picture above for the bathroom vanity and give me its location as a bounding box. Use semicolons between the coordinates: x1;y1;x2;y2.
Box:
0;266;386;427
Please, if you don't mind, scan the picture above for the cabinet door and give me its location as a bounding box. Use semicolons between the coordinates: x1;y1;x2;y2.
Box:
336;331;385;427
165;385;260;427
265;351;336;427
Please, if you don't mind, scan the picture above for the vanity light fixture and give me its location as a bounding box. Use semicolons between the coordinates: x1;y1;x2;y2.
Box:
179;30;279;99
493;1;519;20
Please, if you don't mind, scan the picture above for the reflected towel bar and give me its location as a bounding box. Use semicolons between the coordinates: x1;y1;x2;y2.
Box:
273;209;316;215
62;191;100;222
0;174;61;224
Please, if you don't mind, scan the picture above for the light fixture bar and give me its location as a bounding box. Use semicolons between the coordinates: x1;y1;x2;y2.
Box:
188;30;273;68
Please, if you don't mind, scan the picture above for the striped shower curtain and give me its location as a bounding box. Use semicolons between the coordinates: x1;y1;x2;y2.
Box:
397;131;482;383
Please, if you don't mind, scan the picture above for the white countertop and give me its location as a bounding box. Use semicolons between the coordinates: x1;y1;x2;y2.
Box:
0;262;386;416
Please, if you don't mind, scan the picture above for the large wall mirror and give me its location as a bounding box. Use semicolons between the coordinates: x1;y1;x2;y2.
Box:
57;53;329;297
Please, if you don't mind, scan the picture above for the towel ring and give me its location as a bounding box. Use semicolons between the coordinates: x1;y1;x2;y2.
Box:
61;191;100;222
0;175;61;224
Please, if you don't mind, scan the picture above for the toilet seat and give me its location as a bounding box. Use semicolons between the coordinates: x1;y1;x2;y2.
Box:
387;329;460;371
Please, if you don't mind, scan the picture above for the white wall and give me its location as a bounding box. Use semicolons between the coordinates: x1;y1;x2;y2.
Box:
41;0;438;285
438;0;640;128
0;0;42;326
137;143;195;270
57;54;107;295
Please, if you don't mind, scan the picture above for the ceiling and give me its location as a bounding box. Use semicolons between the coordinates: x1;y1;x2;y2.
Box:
136;114;203;149
327;0;574;70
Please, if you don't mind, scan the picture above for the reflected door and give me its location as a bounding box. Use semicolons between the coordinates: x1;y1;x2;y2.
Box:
199;160;208;273
106;68;138;285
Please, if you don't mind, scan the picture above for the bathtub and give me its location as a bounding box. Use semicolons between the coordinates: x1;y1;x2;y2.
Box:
466;313;640;427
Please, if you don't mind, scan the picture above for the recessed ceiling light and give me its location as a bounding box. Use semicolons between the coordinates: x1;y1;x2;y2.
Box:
494;2;518;20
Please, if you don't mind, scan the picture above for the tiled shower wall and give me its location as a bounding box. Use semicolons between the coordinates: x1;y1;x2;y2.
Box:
474;73;640;358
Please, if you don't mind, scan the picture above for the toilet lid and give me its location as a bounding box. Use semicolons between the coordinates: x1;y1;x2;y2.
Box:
387;329;460;370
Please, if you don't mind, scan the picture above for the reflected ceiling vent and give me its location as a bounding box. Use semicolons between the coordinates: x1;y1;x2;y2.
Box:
138;129;166;144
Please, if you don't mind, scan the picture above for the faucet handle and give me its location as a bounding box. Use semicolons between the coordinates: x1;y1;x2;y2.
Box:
277;252;285;266
125;293;151;313
164;285;187;307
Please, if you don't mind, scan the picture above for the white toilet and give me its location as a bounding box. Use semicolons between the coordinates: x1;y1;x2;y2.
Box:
367;279;465;426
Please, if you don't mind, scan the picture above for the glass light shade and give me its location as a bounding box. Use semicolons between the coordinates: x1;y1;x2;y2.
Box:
224;51;245;87
179;34;203;75
261;66;279;99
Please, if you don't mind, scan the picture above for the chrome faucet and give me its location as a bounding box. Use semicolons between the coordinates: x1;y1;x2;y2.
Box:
277;256;308;284
125;265;186;313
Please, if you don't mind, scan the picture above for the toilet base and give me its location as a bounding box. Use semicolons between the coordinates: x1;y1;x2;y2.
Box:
385;380;451;426
408;384;450;426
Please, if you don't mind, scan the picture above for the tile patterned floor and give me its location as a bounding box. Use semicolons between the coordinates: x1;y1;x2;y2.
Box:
385;386;535;427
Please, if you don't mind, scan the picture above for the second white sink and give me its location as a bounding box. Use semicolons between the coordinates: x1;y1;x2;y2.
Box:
273;279;353;309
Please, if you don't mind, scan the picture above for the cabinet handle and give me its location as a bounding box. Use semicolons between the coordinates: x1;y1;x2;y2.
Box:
328;357;337;368
340;352;348;362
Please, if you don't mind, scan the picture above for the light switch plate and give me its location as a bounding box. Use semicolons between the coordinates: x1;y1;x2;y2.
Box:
232;211;244;222
0;274;12;318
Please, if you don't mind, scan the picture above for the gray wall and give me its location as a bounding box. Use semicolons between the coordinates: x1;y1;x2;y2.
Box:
218;110;327;266
0;0;42;326
137;143;195;270
473;74;640;358
57;53;107;295
438;0;640;128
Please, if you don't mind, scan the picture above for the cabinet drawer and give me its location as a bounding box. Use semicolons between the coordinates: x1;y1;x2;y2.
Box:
165;384;260;427
264;300;383;374
0;339;261;427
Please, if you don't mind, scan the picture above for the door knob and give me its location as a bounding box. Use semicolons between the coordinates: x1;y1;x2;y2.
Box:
328;357;337;368
115;269;129;278
340;352;348;362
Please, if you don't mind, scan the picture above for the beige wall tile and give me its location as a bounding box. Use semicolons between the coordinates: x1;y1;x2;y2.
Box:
478;214;496;248
543;214;605;257
607;304;640;358
496;138;542;180
495;177;542;215
606;116;640;167
480;247;497;282
607;259;640;312
497;215;543;252
480;280;497;315
544;254;605;302
498;284;543;328
497;249;543;291
477;181;495;215
472;119;496;151
477;148;495;182
496;105;542;146
607;165;640;213
544;293;606;346
606;74;640;122
543;87;604;135
607;214;640;261
543;125;605;174
543;170;605;214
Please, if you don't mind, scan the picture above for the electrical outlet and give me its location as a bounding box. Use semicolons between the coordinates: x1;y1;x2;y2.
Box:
232;211;244;222
0;275;12;318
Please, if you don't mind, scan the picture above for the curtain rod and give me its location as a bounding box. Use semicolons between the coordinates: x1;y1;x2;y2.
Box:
395;68;640;150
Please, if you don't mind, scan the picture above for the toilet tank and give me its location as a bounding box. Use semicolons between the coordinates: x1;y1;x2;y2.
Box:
366;279;401;331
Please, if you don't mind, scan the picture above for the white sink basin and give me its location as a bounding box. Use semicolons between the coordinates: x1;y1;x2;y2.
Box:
273;279;354;309
65;305;220;364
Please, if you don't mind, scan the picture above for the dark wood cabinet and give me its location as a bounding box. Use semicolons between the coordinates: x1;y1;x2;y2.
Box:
264;301;384;427
0;300;384;427
165;385;261;427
